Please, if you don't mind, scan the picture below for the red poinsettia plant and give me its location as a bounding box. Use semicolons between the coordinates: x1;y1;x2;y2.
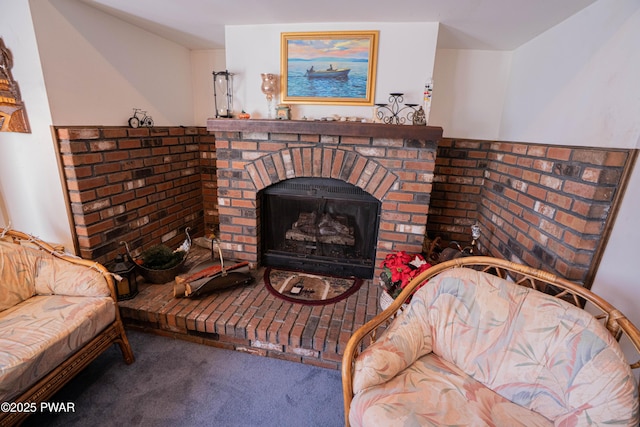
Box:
380;251;432;299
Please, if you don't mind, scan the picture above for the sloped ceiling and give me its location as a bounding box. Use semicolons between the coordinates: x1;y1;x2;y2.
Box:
79;0;596;50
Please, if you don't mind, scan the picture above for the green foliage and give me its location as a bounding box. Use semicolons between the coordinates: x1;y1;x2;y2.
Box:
140;245;185;270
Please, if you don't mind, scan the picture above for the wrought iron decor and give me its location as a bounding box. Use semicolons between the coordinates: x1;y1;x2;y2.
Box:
375;93;422;125
213;70;234;118
0;38;30;133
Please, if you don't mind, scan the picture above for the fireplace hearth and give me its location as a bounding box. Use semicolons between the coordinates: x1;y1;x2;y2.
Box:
261;177;380;278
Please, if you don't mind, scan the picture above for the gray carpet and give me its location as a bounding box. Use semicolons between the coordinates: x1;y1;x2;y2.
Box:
23;329;345;427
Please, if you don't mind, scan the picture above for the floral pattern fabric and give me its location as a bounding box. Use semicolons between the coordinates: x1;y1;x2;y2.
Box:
0;242;38;311
353;352;553;426
0;241;116;401
351;268;639;426
0;295;115;402
0;241;110;312
34;254;110;297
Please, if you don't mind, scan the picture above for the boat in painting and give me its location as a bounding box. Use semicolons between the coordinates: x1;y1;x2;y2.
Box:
305;66;350;79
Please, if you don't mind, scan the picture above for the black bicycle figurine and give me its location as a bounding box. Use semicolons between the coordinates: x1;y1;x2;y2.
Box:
128;108;154;128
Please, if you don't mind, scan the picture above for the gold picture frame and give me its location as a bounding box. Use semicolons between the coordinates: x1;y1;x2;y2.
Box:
280;31;379;105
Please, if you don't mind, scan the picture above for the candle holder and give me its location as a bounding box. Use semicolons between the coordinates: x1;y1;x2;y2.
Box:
470;223;481;254
106;254;139;300
375;93;420;125
213;70;234;118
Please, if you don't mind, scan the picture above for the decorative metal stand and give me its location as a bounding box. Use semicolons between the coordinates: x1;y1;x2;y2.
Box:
213;70;234;118
470;223;481;254
375;93;419;125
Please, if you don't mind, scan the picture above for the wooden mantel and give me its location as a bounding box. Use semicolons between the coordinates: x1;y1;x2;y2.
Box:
206;118;443;142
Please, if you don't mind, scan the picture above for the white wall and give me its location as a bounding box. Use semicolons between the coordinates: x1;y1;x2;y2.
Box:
191;49;226;125
430;0;640;149
499;0;640;149
430;49;511;140
225;22;439;121
594;157;640;380
0;1;73;249
29;0;195;127
1;0;202;249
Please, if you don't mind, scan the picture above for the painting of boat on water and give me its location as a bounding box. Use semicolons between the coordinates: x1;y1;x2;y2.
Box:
281;31;379;105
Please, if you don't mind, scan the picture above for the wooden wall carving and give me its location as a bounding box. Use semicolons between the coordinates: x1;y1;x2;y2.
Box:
0;37;30;133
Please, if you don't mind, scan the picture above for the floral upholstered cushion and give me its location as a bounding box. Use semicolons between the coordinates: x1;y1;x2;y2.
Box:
0;241;111;309
34;253;111;297
352;352;553;426
351;267;639;426
0;294;116;402
0;242;38;311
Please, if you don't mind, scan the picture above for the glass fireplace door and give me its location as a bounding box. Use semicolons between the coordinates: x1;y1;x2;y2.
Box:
261;178;380;279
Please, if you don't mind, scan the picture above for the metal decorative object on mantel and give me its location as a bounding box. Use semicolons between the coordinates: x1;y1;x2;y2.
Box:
128;108;153;128
374;93;422;125
213;70;234;118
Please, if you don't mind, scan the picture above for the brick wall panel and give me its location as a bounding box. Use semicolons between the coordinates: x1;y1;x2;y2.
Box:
428;138;628;285
55;126;206;265
58;126;626;290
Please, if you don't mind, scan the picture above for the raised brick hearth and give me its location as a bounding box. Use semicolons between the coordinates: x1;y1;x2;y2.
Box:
117;250;383;370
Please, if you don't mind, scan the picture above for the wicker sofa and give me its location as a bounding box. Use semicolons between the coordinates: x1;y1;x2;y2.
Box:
342;257;640;426
0;229;134;426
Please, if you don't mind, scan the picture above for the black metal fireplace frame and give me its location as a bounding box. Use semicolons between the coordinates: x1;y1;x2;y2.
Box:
260;177;381;279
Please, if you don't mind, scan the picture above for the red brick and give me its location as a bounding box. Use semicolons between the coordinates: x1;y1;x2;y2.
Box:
526;184;546;201
563;230;597;251
58;127;100;140
103;128;128;138
348;156;368;185
64;166;93;179
255;159;272;187
127;128;150;137
231;140;258;150
397;203;429;214
341;136;370;145
547;147;572;160
299;134;320;143
545;192;571;210
563;181;596;199
517;193;535;209
555;211;587;232
378;231;408;243
373;173;397;200
385;192;414;202
604;151;628;167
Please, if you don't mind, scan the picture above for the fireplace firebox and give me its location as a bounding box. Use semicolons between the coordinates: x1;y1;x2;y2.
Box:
261;177;380;279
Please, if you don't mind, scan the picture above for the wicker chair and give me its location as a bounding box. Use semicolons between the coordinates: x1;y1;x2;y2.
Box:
342;256;640;426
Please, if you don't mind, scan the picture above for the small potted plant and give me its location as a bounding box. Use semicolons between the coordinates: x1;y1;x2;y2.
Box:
121;228;191;284
379;251;431;309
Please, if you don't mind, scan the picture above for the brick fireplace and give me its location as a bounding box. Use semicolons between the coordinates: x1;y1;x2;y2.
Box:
53;123;633;368
207;119;443;279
